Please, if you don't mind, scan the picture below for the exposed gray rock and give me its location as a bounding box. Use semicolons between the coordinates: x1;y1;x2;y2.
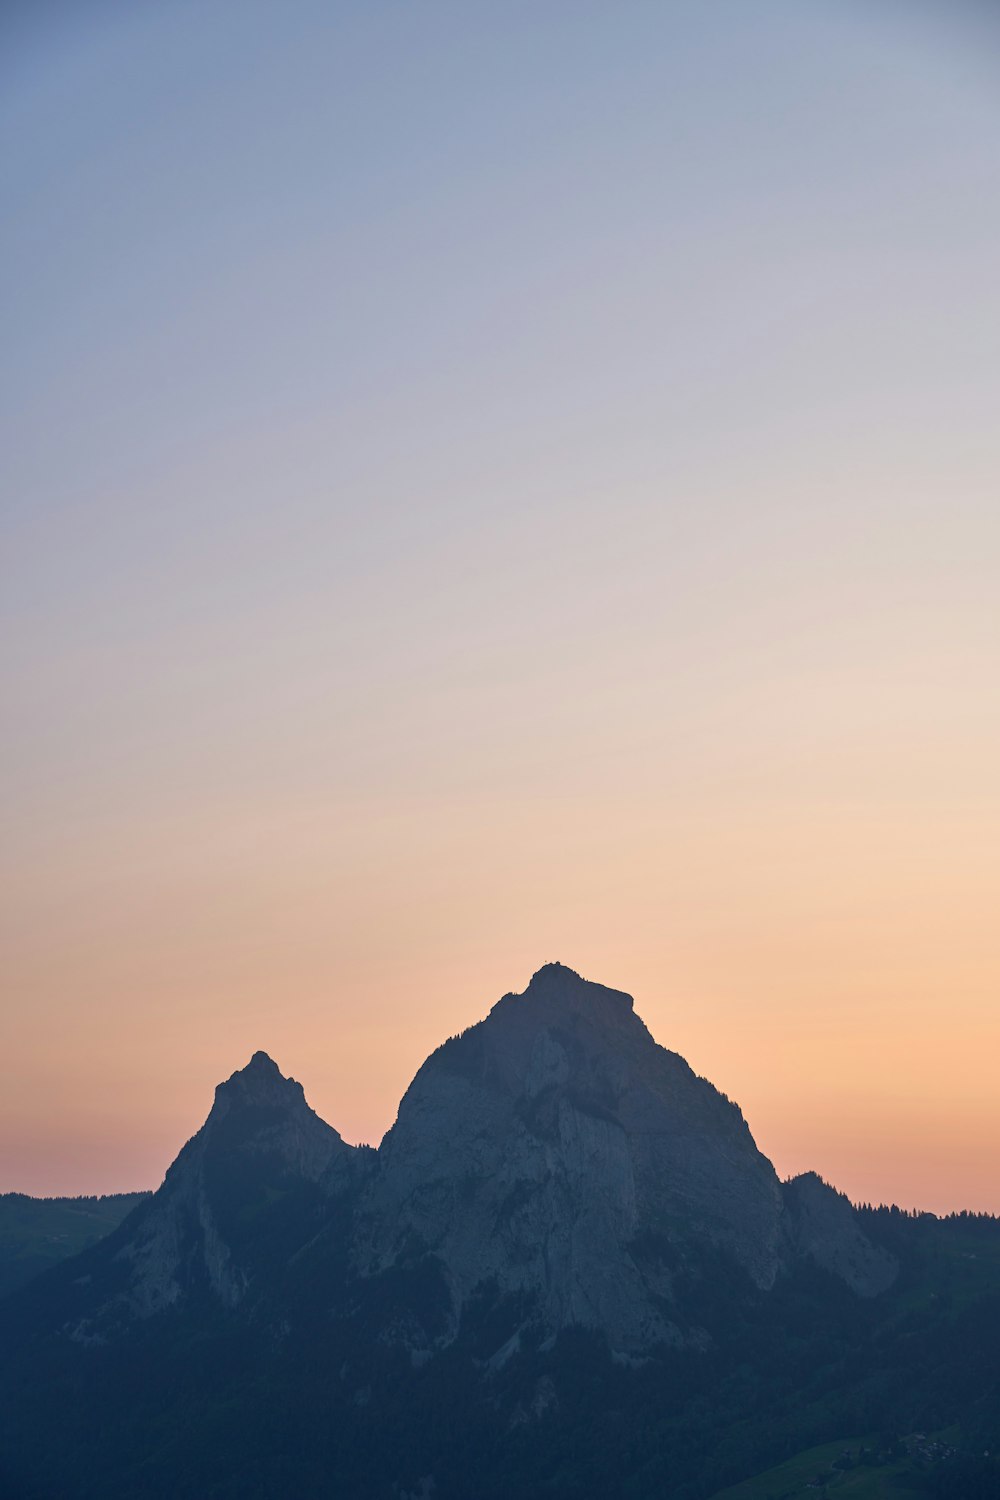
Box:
357;963;786;1351
209;1050;349;1183
51;968;898;1356
70;1052;352;1337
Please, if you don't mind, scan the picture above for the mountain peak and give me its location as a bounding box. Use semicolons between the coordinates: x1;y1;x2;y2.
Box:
213;1051;306;1112
61;1049;355;1328
531;960;576;981
368;964;785;1350
496;961;635;1020
247;1049;280;1071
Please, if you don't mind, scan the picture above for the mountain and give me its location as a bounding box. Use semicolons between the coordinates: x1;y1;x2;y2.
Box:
35;1048;367;1343
110;1048;353;1314
782;1170;898;1297
362;963;786;1352
1;964;997;1500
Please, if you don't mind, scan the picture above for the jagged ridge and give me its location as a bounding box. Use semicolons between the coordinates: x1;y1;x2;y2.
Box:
20;963;895;1356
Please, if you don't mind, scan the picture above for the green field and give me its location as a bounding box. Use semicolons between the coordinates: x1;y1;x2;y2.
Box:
708;1433;953;1500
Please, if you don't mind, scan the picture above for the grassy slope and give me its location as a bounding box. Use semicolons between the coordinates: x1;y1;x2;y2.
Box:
0;1192;150;1300
705;1214;1000;1500
708;1434;931;1500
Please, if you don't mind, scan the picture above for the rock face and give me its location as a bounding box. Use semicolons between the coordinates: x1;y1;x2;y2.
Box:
358;963;786;1350
31;966;896;1355
66;1051;353;1337
783;1172;898;1296
208;1050;349;1183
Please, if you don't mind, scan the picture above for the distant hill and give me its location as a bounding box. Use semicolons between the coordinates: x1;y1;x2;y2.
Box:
0;1192;150;1301
0;964;997;1499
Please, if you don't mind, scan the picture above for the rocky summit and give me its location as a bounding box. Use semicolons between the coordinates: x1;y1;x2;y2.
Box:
359;963;790;1350
50;1047;355;1340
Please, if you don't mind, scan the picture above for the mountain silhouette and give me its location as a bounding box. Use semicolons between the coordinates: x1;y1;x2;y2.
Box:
1;964;996;1500
358;962;891;1352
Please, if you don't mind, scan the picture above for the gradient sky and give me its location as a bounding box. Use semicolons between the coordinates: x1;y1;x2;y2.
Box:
2;1;998;1213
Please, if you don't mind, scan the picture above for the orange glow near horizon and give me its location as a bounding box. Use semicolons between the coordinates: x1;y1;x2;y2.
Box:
3;3;999;1217
3;783;998;1213
3;649;999;1211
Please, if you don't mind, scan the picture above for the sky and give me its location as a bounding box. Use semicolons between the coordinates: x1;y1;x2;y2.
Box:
2;0;998;1214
